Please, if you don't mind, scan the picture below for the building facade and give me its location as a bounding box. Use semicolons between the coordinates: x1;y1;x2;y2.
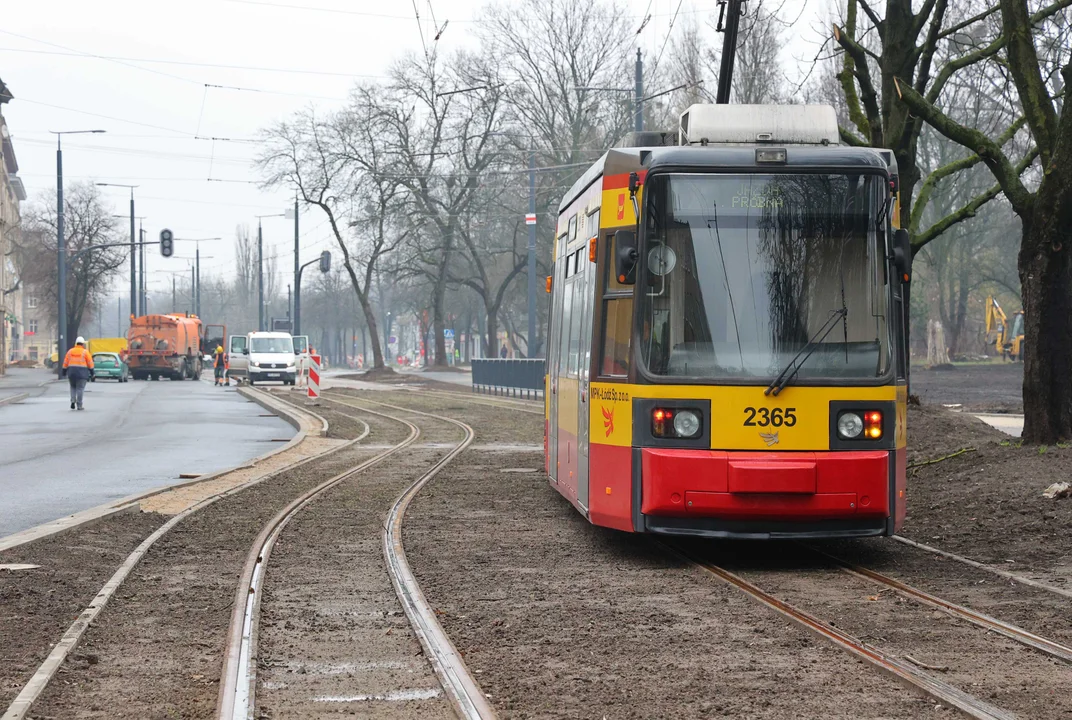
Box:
1;77;28;373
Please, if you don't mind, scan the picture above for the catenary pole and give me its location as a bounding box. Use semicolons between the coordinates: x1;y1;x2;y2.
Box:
293;197;300;335
55;137;66;372
257;220;264;332
527;143;537;357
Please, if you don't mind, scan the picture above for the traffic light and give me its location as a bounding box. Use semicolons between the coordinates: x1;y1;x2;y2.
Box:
160;229;174;258
319;250;331;273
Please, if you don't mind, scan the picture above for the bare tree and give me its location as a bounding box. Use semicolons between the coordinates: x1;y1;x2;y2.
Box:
376;48;509;366
258;94;406;371
19;183;126;346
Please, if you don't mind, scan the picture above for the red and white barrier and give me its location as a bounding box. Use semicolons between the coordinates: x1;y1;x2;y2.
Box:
307;354;321;399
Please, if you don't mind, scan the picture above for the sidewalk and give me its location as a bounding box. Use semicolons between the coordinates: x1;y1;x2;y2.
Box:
0;366;57;402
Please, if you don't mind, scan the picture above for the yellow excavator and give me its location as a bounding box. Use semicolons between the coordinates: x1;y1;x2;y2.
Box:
984;295;1025;361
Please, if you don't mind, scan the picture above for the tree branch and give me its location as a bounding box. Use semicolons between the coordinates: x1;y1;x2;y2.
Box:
1000;0;1059;166
835;1;872;141
856;0;885;31
937;5;999;40
833;23;883;145
910;115;1028;232
914;147;1039;251
895;77;1034;212
839;126;869;146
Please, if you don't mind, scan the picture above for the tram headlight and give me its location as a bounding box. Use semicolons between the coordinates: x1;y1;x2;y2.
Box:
837;412;864;439
673;410;702;438
652;407;703;439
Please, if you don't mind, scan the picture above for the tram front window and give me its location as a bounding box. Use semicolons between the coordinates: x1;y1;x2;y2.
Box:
639;172;890;382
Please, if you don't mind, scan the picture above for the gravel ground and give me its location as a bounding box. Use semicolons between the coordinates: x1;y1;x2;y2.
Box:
28;413;396;719
0;511;166;709
255;408;464;718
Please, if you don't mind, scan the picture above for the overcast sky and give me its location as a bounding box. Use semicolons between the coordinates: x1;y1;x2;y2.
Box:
3;0;819;300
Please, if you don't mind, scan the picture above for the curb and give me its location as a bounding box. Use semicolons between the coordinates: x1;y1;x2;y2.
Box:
241;386;329;437
0;388;317;554
0;393;28;408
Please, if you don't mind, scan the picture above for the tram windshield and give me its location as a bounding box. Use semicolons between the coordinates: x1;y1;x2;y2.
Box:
639;172;890;381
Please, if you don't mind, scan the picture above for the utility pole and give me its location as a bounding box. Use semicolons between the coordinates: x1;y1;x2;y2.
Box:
195;244;201;316
527;142;537;358
172;277;176;311
56;137;65;367
98;184;138;326
635;48;643;132
139;224;146;315
52;129;106;371
190;265;195;313
257;220;264;331
715;0;745;103
292;198;300;335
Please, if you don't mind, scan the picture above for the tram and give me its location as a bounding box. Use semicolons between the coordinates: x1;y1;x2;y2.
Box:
544;104;911;539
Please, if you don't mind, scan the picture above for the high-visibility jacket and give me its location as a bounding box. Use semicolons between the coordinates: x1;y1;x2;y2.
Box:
62;346;95;370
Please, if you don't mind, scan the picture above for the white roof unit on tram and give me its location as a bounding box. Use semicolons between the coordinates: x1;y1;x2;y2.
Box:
678;104;840;146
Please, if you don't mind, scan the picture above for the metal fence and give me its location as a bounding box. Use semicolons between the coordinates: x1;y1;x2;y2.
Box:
471;358;545;399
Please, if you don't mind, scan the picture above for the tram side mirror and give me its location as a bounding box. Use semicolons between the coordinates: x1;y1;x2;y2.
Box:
614;229;638;285
892;228;913;283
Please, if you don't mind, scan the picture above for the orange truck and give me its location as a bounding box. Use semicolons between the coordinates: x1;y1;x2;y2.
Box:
126;314;223;381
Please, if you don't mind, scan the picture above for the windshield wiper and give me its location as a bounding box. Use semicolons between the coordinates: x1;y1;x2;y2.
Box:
765;307;849;397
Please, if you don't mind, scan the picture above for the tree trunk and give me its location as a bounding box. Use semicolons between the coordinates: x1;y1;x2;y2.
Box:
432;284;448;368
357;294;384;369
1019;214;1072;442
486;307;498;361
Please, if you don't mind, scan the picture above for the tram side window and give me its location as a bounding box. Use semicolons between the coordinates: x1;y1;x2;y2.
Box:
568;282;583;377
558;280;573;376
601;298;632;376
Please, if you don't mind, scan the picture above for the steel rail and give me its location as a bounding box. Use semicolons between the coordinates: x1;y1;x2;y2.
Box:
665;543;1018;720
893;535;1072;600
217;407;410;720
3;410;360;720
809;547;1072;665
326;394;499;720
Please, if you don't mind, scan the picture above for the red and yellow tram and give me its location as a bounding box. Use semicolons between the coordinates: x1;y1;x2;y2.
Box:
544;104;911;539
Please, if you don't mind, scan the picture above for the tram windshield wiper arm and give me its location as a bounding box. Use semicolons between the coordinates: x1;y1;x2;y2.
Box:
765;307;848;397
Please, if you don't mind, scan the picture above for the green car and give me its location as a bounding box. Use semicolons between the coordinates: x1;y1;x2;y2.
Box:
91;352;130;382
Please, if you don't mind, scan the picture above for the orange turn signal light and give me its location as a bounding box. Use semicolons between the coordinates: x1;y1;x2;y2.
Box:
589;236;598;263
545;275;553;293
865;410;883;439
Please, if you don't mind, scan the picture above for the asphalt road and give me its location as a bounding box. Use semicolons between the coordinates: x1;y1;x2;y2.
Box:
0;374;294;538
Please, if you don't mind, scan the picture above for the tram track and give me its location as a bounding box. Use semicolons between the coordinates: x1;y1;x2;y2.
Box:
217;391;494;719
666;538;1072;720
665;542;1019;720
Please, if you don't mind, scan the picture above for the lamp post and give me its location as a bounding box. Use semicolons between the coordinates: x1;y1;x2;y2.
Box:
175;238;220;317
51;129;105;370
97;183;137;327
255;213;286;332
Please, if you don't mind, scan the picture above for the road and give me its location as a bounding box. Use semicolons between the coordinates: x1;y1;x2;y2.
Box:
0;373;294;538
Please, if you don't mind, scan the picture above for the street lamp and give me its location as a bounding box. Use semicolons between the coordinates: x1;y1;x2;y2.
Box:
175;237;220;317
97;182;137;327
255;213;286;332
51;129;105;370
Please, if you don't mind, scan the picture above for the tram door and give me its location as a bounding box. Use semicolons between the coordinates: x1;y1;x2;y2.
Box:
576;212;598;510
547;233;567;484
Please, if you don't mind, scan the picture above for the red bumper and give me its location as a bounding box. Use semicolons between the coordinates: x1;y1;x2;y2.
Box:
641;448;891;521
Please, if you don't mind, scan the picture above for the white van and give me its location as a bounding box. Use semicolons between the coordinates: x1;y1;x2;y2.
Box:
228;331;306;385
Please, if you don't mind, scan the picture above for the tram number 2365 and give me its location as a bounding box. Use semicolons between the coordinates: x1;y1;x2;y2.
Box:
743;407;797;427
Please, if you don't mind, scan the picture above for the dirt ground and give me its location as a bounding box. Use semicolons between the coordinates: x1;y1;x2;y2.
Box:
0;511;165;709
911;362;1024;412
899;403;1072;578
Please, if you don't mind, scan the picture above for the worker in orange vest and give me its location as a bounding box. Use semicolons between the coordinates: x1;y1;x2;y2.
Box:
62;336;95;411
